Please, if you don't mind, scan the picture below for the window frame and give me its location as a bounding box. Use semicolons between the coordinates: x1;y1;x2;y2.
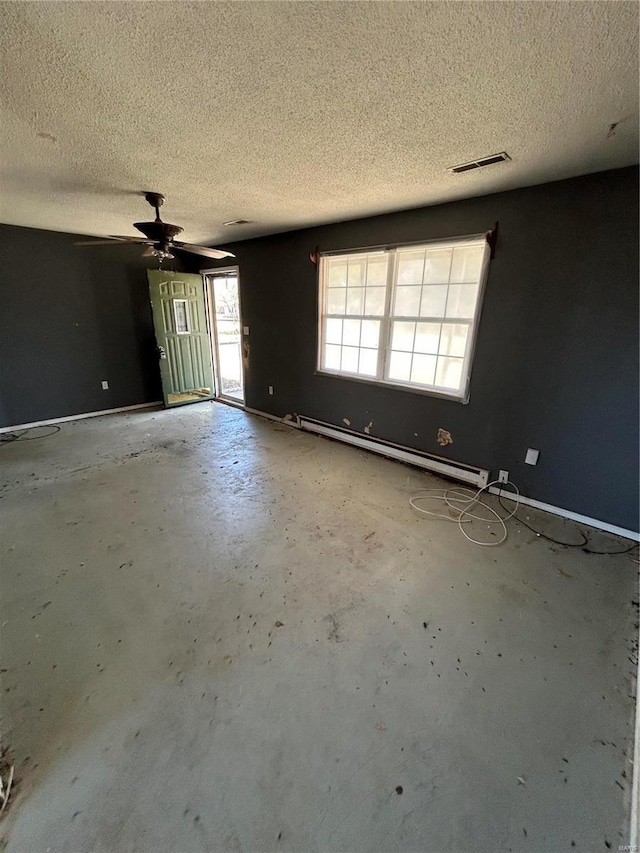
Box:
316;234;491;403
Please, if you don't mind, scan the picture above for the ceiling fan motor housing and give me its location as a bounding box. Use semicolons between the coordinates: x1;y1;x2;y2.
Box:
133;220;184;241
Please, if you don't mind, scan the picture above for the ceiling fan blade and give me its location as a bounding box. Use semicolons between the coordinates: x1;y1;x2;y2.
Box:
74;236;149;247
175;243;235;259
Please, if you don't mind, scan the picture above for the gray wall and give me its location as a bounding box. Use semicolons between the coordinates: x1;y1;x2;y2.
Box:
197;167;640;531
0;225;165;427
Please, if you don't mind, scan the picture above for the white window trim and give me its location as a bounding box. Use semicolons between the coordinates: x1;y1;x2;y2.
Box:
316;234;491;403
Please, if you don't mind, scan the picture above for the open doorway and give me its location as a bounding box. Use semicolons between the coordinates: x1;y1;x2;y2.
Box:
205;269;244;404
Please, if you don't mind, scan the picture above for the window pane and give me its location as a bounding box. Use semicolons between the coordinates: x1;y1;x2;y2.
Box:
388;350;412;382
345;288;364;315
341;346;359;373
358;348;378;376
324;344;341;370
411;353;437;386
360;319;380;348
391;321;415;352
419;285;447;317
435;356;464;390
327;289;346;314
325;318;342;345
424;249;452;283
446;284;478;318
439;323;468;357
366;258;388;287
328;261;347;288
342;318;361;346
397;252;425;285
414;322;441;354
348;259;365;287
394;285;421;316
364;287;386;316
450;245;484;282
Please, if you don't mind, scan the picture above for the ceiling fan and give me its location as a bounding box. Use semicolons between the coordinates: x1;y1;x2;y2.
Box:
75;192;235;261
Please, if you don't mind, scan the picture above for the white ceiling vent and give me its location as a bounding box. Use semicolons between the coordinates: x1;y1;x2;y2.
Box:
223;219;253;226
448;152;511;174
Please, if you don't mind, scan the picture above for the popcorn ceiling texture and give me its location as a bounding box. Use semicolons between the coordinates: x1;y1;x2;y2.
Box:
0;1;637;245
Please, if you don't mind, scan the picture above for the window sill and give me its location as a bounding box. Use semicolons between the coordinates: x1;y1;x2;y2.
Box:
315;369;470;404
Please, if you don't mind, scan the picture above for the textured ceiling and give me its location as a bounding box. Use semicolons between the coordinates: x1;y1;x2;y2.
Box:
0;1;638;246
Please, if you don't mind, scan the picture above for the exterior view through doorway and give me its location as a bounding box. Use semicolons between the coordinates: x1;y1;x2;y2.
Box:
205;268;245;404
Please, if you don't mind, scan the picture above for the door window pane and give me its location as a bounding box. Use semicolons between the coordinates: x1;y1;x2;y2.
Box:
173;300;189;333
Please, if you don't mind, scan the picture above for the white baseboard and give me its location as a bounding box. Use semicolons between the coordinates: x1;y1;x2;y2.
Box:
299;416;489;488
0;402;162;434
244;407;301;428
489;486;640;543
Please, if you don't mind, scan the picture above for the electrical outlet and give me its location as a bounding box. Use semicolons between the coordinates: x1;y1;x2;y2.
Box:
268;385;274;395
498;470;509;484
525;448;540;466
101;380;109;390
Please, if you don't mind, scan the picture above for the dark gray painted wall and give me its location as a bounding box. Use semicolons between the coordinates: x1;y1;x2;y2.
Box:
195;167;640;531
0;225;168;427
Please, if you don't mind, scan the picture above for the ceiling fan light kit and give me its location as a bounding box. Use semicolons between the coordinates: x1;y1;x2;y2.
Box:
74;192;235;265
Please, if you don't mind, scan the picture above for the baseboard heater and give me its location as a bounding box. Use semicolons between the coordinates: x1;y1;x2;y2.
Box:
298;416;489;488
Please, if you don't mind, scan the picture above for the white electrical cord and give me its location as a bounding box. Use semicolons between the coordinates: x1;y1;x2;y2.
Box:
410;479;521;546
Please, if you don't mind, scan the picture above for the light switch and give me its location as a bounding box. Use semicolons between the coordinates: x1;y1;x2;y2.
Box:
243;326;249;335
101;380;109;390
525;448;539;465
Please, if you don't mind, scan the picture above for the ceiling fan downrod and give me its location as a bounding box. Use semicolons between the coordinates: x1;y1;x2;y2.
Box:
143;191;165;222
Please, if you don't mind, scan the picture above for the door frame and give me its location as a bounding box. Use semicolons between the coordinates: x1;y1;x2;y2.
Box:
202;266;245;406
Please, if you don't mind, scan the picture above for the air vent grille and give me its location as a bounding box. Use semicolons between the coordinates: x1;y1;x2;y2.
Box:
223;219;252;226
448;152;511;174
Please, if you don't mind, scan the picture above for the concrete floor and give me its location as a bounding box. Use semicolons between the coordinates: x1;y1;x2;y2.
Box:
0;402;637;853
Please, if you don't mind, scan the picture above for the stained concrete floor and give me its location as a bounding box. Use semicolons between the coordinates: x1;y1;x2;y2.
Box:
0;402;637;853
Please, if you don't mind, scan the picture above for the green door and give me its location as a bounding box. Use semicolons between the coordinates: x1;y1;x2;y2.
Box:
148;270;215;408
